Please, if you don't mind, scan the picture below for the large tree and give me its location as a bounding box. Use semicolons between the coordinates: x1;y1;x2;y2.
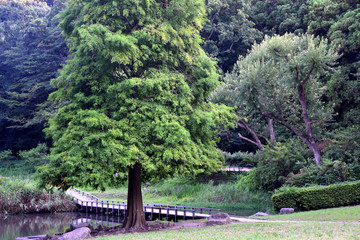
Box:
37;0;232;229
213;33;339;165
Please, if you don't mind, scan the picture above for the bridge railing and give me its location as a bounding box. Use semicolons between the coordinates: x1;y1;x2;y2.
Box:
69;186;221;219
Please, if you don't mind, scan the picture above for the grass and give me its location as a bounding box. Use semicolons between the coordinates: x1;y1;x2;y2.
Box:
252;205;360;222
92;222;360;240
0;176;76;214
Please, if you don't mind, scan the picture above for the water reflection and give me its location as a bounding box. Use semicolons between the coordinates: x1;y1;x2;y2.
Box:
0;212;124;240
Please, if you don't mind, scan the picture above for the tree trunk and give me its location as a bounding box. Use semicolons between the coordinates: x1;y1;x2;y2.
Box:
309;140;322;166
123;161;146;229
268;119;276;145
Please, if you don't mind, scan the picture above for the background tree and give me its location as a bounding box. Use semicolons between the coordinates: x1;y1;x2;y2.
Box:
0;0;67;152
214;33;339;165
251;0;308;36
306;0;360;126
201;0;261;72
37;0;233;229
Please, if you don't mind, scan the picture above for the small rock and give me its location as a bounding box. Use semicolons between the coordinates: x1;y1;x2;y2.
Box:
207;213;231;226
59;227;91;240
251;212;269;217
280;208;294;214
69;223;91;231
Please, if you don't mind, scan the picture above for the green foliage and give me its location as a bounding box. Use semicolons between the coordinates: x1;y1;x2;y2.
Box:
0;176;76;214
285;126;360;187
0;0;67;152
201;0;261;72
244;138;312;191
0;149;12;168
251;0;308;36
272;181;360;212
38;0;235;191
306;0;360;126
323;126;360;165
223;151;255;167
18;143;49;172
213;33;339;163
148;176;272;207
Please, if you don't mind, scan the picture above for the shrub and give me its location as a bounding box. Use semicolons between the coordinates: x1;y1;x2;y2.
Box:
18;143;49;173
285;159;352;187
247;138;312;190
272;181;360;212
323;126;360;165
223;151;255;167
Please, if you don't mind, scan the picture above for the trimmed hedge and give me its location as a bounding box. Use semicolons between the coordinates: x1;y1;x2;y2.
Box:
272;181;360;212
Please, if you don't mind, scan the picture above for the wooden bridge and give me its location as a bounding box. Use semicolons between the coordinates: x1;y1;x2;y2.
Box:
67;187;221;222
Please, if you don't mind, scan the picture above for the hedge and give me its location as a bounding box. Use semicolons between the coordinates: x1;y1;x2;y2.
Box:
272;181;360;212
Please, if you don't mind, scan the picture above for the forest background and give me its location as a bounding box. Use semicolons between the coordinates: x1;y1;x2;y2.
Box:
0;0;359;193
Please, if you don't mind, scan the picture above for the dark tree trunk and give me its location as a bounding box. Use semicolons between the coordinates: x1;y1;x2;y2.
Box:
123;161;146;229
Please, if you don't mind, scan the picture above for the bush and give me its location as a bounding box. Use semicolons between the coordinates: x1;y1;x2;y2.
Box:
272;181;360;212
247;138;312;190
18;143;49;173
285;160;351;187
322;126;360;165
223;151;255;167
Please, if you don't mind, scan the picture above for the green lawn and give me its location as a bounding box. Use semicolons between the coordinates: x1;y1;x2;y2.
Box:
93;222;360;240
89;203;360;240
252;205;360;222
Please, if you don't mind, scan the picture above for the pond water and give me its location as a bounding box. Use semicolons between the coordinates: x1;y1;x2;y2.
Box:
0;212;123;240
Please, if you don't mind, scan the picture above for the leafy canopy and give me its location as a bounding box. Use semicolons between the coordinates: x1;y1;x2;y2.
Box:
38;0;234;191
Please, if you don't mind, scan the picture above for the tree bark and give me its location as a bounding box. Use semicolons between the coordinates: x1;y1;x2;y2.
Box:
123;161;146;229
268;119;276;145
261;111;322;165
297;73;321;165
236;119;264;149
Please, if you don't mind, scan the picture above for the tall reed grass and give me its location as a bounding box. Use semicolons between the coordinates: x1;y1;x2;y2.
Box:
0;176;76;214
147;176;272;211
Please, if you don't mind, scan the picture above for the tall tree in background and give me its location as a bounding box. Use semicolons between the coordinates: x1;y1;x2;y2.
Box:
37;0;233;229
0;0;67;152
213;34;339;165
251;0;308;36
306;0;360;126
201;0;261;72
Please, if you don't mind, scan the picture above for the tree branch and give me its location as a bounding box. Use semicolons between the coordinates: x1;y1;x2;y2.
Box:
236;119;264;149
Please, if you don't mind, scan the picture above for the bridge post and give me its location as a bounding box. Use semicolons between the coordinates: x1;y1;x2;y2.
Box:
175;208;178;222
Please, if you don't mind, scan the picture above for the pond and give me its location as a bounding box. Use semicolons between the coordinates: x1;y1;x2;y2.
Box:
0;212;123;240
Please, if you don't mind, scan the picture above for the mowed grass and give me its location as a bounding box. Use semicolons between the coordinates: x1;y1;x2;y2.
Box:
254;205;360;222
93;222;360;240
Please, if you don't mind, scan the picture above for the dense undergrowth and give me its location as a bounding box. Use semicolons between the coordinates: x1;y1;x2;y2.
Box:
0;176;76;215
